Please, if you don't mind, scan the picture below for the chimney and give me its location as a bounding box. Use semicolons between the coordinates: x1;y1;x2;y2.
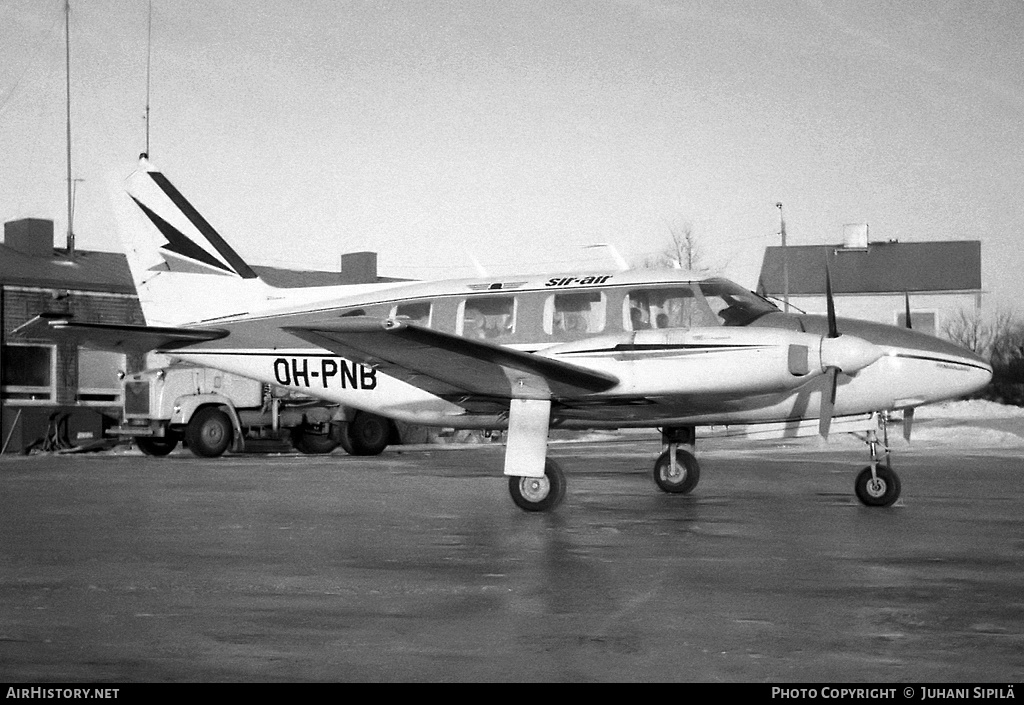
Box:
340;251;378;284
842;223;869;249
4;219;55;257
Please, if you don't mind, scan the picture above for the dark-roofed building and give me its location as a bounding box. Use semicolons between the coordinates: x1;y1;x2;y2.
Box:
757;227;983;338
0;218;397;453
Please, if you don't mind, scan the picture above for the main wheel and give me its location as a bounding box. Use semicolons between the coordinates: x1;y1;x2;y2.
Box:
185;407;233;458
653;448;701;494
855;464;901;507
136;437;177;457
292;425;339;455
346;412;391;456
508;459;566;512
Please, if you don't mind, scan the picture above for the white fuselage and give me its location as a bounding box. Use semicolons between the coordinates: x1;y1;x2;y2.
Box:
161;270;992;431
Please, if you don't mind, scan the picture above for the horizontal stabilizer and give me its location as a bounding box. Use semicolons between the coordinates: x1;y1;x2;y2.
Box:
14;313;229;353
283;317;619;400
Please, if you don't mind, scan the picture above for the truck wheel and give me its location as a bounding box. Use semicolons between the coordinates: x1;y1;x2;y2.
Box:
347;412;391;456
292;425;339;455
185;407;233;458
336;422;355;455
136;437;177;457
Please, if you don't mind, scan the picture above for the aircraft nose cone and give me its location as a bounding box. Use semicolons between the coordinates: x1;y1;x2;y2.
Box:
951;351;993;397
819;335;884;373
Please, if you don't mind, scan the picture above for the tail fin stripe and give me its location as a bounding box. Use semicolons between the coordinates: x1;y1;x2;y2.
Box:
131;197;233;274
148;171;259;279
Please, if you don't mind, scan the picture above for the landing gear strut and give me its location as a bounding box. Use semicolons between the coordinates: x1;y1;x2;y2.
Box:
853;416;902;507
653;426;701;495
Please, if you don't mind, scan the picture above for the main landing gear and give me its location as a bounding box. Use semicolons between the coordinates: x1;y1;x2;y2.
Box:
653;426;701;495
508;459;566;512
853;417;902;507
503;423;703;513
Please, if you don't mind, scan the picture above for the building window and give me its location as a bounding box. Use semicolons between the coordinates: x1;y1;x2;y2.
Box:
76;349;125;405
544;292;606;336
459;296;516;340
1;344;56;403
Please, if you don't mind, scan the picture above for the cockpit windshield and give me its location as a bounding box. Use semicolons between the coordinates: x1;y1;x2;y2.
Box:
625;279;778;330
696;278;779;326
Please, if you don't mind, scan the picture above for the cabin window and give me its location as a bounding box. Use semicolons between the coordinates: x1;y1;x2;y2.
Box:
76;349;125;405
625;286;718;330
544;292;606;336
1;344;56;403
391;301;432;326
460;296;516;340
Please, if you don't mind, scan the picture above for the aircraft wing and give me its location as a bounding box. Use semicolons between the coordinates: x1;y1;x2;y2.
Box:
283;318;619;400
14;313;229;353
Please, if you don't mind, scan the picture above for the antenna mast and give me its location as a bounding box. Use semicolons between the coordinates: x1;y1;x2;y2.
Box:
144;0;152;156
65;0;74;256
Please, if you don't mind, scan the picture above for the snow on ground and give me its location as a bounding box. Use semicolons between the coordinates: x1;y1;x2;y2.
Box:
892;400;1024;448
568;400;1024;450
914;399;1024;419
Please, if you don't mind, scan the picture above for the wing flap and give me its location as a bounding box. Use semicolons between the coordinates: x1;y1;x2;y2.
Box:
14;313;229;353
282;318;619;400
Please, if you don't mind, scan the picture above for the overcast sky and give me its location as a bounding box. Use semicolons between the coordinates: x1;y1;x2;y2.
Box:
1;0;1021;304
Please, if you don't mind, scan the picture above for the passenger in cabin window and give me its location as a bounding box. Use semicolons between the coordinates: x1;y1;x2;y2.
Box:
630;306;649;330
465;313;487;339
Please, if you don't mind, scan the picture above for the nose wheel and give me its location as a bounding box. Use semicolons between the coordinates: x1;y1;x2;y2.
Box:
855;464;901;506
853;417;902;507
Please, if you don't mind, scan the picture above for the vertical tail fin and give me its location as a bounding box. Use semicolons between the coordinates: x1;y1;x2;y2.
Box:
113;156;275;326
114;156;400;327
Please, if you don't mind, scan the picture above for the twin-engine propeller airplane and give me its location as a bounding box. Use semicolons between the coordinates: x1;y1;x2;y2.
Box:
25;157;993;511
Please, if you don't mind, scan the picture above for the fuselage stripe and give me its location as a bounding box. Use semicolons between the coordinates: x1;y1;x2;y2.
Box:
889;352;991;373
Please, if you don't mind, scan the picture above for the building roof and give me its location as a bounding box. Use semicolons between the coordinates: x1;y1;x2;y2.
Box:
0;217;407;293
0;244;137;295
757;241;982;297
0;246;404;294
254;266;409;288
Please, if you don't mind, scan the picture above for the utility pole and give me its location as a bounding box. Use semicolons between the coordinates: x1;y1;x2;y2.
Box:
776;202;789;313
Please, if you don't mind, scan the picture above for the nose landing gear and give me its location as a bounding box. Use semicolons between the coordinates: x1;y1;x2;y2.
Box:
853;415;902;507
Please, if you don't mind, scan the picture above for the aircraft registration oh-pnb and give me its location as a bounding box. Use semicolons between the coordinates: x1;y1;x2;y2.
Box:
32;157;993;511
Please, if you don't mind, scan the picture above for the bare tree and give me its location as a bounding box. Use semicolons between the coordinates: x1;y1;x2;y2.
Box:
943;307;1024;392
637;219;704;270
942;308;996;357
664;219;701;270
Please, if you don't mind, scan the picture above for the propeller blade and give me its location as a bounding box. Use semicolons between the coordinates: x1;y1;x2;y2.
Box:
904;292;913;330
818;367;838;439
902;407;915;442
825;262;838;338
